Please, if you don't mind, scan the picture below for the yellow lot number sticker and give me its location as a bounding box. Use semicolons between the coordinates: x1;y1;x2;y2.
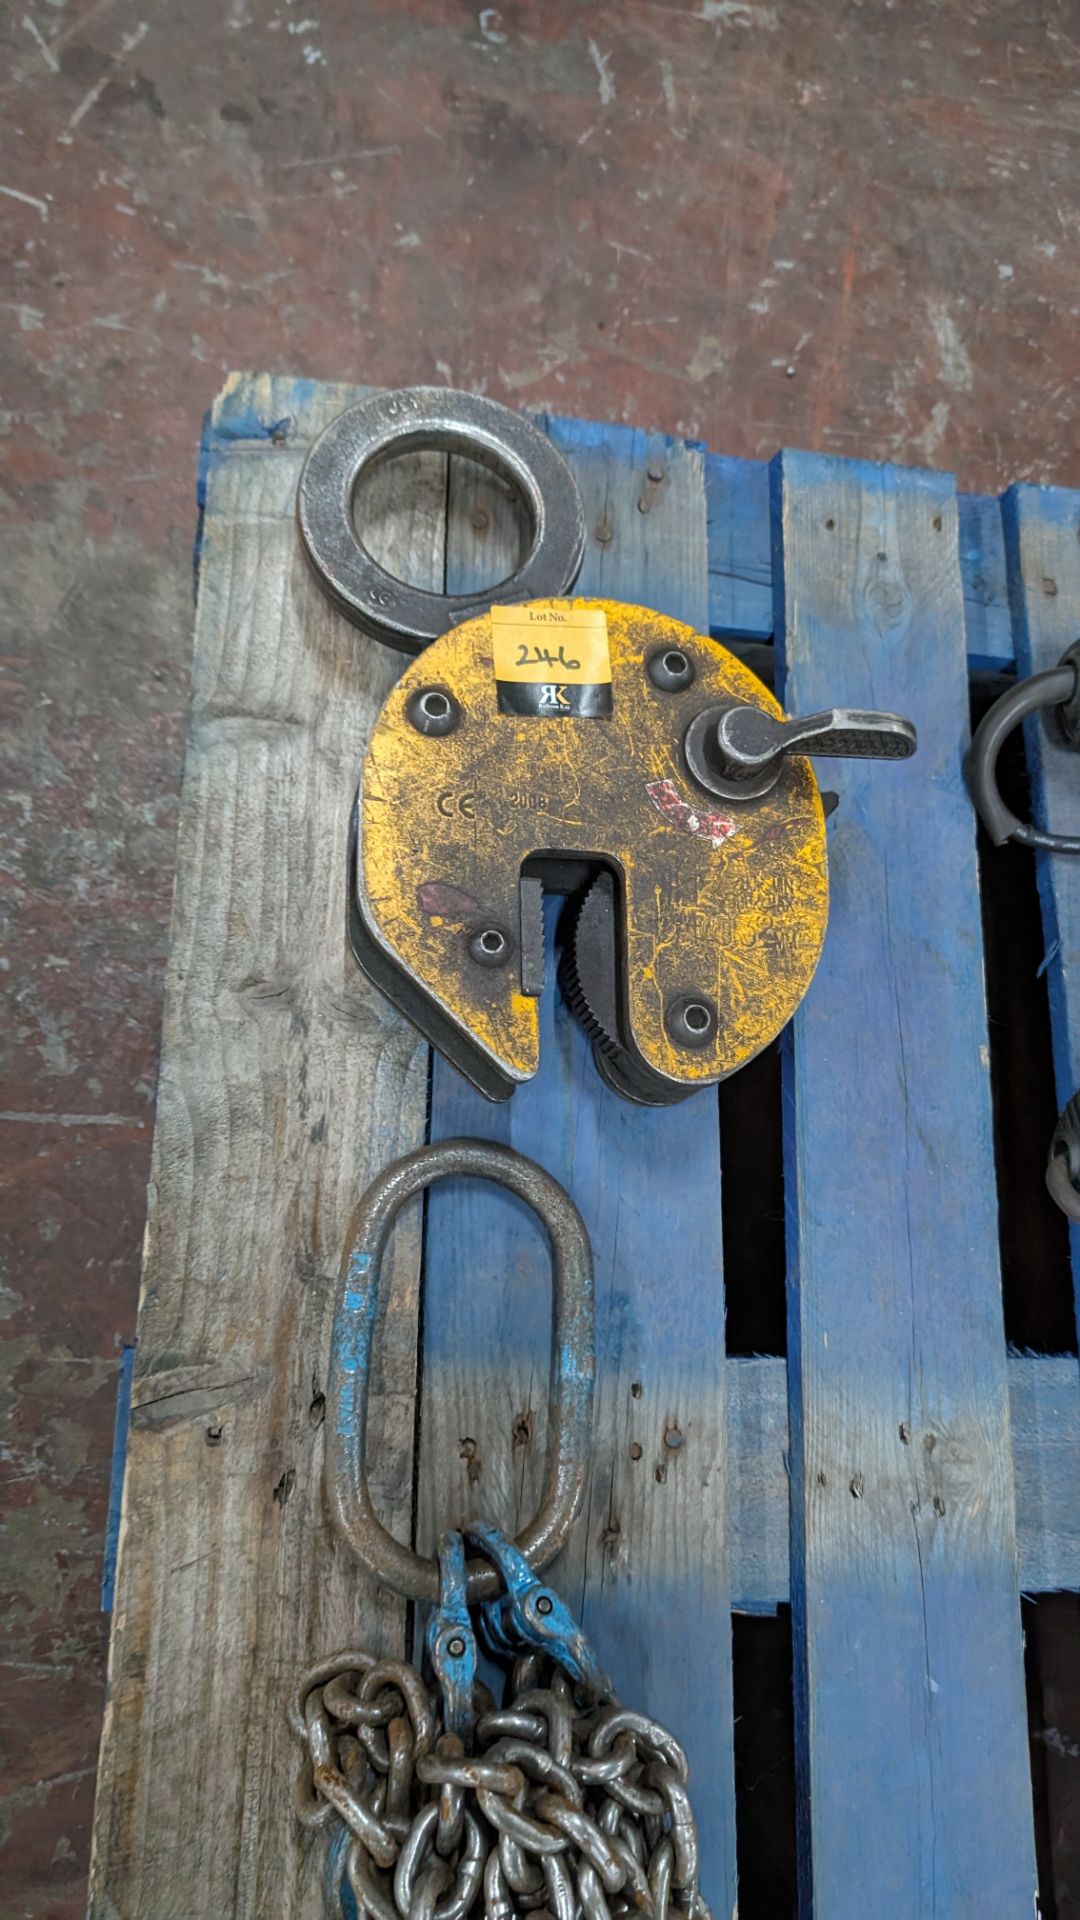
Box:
491;602;612;716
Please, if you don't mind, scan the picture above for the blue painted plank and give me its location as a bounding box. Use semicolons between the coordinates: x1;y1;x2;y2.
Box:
95;1321;1078;1631
543;413;710;629
150;1326;1056;1642
774;449;1036;1917
1002;483;1080;1343
702;448;1014;668
726;1356;789;1615
957;491;1013;674
705;453;773;641
729;1354;1080;1611
419;421;737;1912
101;1341;135;1613
1008;1352;1080;1596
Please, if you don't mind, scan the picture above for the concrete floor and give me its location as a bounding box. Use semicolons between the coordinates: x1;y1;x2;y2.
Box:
2;2;1079;1913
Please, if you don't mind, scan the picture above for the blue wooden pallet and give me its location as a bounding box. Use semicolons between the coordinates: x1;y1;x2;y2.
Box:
107;390;1080;1916
418;418;1079;1917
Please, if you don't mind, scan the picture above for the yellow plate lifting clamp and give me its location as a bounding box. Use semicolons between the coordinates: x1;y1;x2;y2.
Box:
350;597;916;1105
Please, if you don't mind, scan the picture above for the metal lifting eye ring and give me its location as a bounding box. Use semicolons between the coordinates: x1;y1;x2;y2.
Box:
296;388;587;654
325;1138;595;1604
968;641;1080;853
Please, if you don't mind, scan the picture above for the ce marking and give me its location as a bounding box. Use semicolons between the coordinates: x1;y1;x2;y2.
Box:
436;789;478;821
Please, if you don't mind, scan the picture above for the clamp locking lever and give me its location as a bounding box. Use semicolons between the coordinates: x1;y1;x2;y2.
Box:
684;703;917;802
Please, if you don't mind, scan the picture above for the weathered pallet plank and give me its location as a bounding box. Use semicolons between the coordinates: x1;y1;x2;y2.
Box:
728;1354;1080;1611
1002;482;1080;1342
725;1356;791;1617
957;490;1014;674
704;451;1014;670
706;453;772;641
774;449;1037;1917
1008;1353;1080;1597
419;417;738;1913
100;1342;134;1614
95;1336;1080;1627
89;374;433;1920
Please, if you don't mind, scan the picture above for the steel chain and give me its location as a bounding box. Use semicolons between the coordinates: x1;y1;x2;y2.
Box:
292;1642;711;1919
307;1151;709;1918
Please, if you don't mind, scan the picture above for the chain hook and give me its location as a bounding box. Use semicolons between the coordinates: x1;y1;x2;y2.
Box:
425;1531;478;1742
464;1521;614;1700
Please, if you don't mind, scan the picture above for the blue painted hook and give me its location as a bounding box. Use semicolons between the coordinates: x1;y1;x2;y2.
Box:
464;1521;614;1700
425;1530;478;1740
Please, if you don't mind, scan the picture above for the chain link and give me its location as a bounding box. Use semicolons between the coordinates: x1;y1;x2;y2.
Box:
308;1148;704;1916
293;1644;712;1919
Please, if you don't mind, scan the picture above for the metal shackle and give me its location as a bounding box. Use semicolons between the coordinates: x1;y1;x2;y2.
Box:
968;642;1080;852
297;387;586;653
325;1137;595;1603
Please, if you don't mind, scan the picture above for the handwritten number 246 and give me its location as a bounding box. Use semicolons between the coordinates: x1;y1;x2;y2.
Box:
515;643;581;671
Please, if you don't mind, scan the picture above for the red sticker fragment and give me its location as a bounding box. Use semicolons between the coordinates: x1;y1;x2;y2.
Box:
646;777;736;849
417;881;481;920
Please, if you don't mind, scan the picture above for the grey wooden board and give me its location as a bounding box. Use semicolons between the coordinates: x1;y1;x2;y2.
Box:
727;1354;1080;1610
89;374;433;1919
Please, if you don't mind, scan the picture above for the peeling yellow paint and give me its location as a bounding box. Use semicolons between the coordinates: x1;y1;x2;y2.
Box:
359;600;828;1090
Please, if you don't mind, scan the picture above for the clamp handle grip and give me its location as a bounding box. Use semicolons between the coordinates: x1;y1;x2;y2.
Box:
716;705;917;775
683;700;917;802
